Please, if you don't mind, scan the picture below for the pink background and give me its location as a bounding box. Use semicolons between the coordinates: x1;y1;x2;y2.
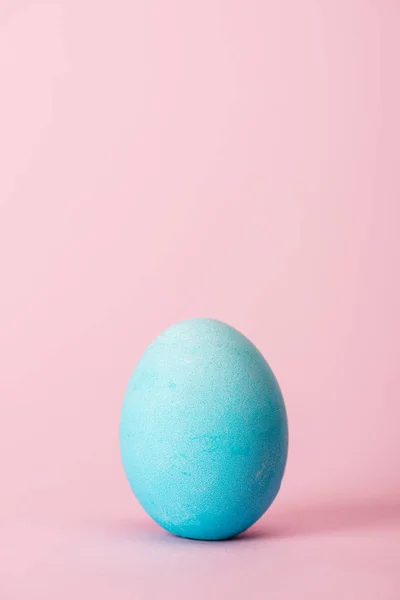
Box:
1;1;399;598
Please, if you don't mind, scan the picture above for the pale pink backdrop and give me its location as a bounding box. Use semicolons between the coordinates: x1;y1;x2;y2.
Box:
0;1;399;598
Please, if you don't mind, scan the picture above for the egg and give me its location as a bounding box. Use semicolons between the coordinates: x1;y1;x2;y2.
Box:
119;318;288;540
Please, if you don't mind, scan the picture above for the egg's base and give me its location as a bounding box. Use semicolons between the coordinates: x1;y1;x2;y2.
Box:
151;513;260;542
168;528;250;542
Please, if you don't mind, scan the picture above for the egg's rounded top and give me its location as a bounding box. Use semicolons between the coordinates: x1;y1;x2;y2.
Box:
120;318;288;540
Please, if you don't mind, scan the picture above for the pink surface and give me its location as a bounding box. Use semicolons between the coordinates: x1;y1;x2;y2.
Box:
0;1;399;598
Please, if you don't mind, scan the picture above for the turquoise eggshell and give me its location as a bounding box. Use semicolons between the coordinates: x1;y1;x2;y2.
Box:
119;318;288;540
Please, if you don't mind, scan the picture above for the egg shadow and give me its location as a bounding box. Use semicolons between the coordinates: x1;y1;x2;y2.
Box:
96;499;400;546
97;497;400;546
247;497;400;541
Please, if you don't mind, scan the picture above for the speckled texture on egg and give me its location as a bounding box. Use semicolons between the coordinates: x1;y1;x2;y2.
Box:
119;318;288;540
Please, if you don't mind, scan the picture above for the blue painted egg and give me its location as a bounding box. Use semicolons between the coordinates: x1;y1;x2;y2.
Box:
119;318;288;540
